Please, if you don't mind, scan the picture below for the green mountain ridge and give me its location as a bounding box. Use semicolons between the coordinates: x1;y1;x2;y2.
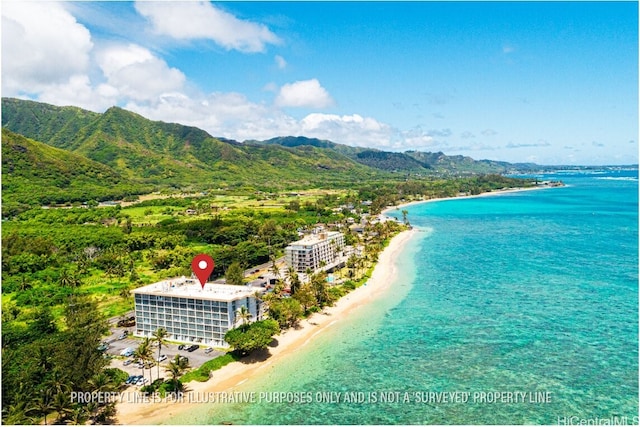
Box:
2;98;541;215
255;135;536;174
1;98;390;194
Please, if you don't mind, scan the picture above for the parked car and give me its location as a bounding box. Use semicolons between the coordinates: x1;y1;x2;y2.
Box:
186;344;199;352
136;377;149;387
178;344;185;350
128;375;143;385
117;331;128;340
123;359;133;366
156;354;167;362
204;347;213;354
117;316;136;327
97;342;109;352
120;347;134;357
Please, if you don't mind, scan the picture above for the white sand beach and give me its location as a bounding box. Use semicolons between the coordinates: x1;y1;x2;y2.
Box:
115;228;417;424
381;185;556;216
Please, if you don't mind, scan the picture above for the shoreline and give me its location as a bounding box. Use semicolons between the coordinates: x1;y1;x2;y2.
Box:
381;184;559;216
115;228;418;425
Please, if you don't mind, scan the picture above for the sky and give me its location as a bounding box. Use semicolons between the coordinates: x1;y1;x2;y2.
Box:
2;1;638;165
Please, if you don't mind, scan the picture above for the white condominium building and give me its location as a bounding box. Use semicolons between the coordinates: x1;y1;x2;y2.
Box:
133;278;265;348
285;231;346;273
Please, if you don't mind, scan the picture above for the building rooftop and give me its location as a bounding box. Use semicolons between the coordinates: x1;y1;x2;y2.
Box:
288;231;343;247
133;277;263;301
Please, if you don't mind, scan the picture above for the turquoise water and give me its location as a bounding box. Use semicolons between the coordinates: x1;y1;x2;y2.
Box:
170;169;638;425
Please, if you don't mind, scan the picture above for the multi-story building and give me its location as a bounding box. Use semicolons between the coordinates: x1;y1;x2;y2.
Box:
133;278;265;348
284;231;346;273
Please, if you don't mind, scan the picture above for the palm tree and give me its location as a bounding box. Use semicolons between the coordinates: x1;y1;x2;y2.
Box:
269;256;281;279
235;306;252;328
67;407;89;425
51;392;73;424
59;269;80;288
165;355;190;393
284;266;296;283
285;267;301;295
32;389;54;425
3;394;36;425
88;372;114;393
4;407;33;425
152;328;168;380
134;338;153;383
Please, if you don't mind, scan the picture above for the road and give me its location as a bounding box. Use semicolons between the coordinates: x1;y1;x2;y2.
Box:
243;256;285;276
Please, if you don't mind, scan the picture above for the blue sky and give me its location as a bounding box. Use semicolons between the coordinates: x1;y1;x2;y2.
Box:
2;1;637;165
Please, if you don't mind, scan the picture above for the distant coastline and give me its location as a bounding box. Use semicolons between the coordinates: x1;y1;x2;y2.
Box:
381;182;563;217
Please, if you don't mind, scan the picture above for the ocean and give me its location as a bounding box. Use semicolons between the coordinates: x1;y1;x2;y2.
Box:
169;168;638;425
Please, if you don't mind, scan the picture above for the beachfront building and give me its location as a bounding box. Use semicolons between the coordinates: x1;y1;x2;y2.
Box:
285;231;346;274
133;278;265;348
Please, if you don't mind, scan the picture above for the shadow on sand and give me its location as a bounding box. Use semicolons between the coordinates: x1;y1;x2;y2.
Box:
238;347;273;364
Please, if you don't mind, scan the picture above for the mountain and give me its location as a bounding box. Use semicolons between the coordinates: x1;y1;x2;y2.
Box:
2;98;390;190
1;98;538;208
257;136;529;175
1;128;151;215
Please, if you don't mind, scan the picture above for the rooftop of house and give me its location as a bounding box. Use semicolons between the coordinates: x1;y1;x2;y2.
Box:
133;277;263;301
287;231;344;247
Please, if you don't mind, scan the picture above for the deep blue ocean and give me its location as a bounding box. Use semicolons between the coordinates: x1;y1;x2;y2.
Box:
172;169;638;425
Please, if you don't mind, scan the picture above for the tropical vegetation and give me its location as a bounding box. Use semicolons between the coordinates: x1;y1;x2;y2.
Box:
1;96;544;424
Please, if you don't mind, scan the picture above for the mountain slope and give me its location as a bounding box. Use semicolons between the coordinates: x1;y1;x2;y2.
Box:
258;136;526;175
2;98;538;197
1;97;99;148
1;128;151;215
1;98;389;190
258;136;431;172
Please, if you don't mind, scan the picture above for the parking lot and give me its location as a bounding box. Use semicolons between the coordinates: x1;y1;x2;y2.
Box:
102;324;224;382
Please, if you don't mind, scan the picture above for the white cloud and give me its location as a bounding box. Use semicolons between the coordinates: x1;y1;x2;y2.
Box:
275;55;287;70
275;79;334;109
37;75;116;112
134;1;280;53
1;1;93;94
96;44;186;102
0;2;438;154
300;113;391;147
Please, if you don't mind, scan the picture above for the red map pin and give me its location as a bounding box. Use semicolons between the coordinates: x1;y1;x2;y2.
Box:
191;254;214;289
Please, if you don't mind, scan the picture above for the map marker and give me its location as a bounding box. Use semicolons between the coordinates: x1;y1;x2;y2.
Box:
191;254;215;289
